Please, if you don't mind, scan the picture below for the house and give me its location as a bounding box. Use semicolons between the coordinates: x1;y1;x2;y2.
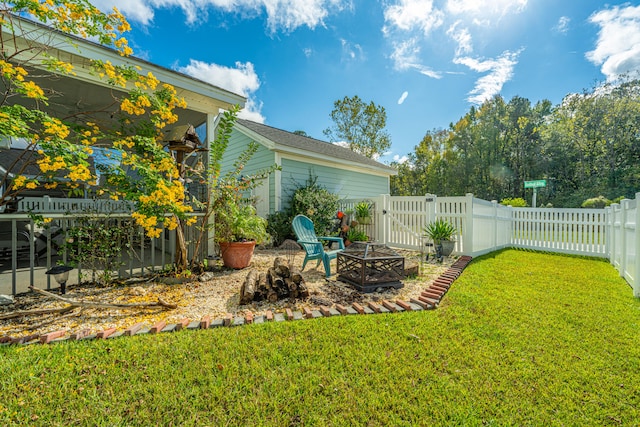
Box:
1;14;246;211
221;119;397;217
0;14;248;292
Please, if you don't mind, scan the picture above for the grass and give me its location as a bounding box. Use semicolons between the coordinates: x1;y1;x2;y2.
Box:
2;249;640;426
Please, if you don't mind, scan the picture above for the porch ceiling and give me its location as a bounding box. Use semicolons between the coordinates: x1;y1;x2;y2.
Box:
4;73;208;133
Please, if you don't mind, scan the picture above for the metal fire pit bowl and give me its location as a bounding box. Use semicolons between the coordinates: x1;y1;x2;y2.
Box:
337;242;404;293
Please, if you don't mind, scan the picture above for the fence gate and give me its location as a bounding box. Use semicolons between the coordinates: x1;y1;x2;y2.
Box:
375;194;437;250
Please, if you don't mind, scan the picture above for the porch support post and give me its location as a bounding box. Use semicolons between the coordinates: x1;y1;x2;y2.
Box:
274;152;282;212
206;112;217;258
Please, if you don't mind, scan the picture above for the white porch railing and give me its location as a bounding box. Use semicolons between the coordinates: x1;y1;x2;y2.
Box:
14;196;135;213
0;212;207;296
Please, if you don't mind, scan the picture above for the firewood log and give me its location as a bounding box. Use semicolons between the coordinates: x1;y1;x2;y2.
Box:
273;257;290;278
298;282;310;298
240;269;259;305
290;269;303;284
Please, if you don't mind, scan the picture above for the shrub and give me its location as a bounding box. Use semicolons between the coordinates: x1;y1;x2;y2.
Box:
346;227;368;242
267;210;295;247
423;219;457;243
290;176;340;236
610;196;626;205
500;197;528;207
581;196;610;209
61;214;134;284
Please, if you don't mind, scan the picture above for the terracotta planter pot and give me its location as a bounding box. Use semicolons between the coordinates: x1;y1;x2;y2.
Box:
219;241;256;269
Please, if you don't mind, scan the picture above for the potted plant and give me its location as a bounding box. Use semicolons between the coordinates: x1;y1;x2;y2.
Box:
190;105;277;270
354;201;373;225
423;219;457;258
215;199;269;269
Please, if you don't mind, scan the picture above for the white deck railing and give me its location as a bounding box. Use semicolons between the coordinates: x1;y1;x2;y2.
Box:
0;212;207;296
14;196;135;213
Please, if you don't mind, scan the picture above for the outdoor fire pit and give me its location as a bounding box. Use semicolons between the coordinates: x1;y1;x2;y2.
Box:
337;242;404;292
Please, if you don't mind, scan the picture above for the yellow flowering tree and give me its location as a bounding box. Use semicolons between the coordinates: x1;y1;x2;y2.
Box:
1;1;195;271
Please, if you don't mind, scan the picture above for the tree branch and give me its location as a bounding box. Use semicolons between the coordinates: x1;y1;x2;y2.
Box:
28;286;178;310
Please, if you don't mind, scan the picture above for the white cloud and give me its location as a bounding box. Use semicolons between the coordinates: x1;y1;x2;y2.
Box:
238;98;266;123
447;21;473;55
397;91;409;104
390;38;442;78
555;16;570;34
446;0;527;18
332;140;350;149
454;49;521;104
340;38;365;61
91;0;156;26
92;0;351;32
176;59;265;122
383;0;444;36
303;47;313;58
586;4;640;81
393;154;409;163
177;59;260;96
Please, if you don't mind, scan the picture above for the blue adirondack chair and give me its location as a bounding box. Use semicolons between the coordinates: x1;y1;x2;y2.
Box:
292;214;345;277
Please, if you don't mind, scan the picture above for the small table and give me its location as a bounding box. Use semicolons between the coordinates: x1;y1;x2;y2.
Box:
337;242;404;293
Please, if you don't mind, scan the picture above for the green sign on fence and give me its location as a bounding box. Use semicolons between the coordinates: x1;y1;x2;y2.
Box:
524;179;547;189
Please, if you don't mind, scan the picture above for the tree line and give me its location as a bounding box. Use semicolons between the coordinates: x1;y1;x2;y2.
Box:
391;79;640;208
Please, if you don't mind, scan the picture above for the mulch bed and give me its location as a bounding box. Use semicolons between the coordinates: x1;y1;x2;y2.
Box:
0;248;462;343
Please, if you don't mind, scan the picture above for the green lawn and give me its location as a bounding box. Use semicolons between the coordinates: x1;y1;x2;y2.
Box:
2;249;639;426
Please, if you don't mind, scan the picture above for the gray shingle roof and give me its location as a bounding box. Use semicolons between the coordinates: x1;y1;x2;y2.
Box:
236;119;396;174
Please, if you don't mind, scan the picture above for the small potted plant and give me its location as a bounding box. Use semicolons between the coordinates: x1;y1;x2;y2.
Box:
424;219;457;258
354;201;373;225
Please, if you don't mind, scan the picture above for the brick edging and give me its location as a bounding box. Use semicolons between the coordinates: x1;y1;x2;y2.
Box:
1;257;473;346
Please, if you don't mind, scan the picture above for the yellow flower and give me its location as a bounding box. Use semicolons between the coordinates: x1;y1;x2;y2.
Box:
12;175;26;189
22;81;45;99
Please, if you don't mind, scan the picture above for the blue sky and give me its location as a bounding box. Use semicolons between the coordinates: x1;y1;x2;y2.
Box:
92;0;640;163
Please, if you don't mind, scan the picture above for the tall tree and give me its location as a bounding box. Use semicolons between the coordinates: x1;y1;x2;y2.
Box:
323;95;391;159
391;129;453;196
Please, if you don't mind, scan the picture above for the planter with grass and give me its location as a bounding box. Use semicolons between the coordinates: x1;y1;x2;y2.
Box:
354;201;373;225
424;219;457;258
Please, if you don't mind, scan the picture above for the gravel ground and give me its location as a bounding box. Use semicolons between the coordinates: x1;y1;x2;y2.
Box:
0;248;455;339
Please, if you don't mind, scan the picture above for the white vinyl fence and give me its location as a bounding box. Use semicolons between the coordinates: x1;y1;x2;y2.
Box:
341;192;640;297
607;196;639;296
